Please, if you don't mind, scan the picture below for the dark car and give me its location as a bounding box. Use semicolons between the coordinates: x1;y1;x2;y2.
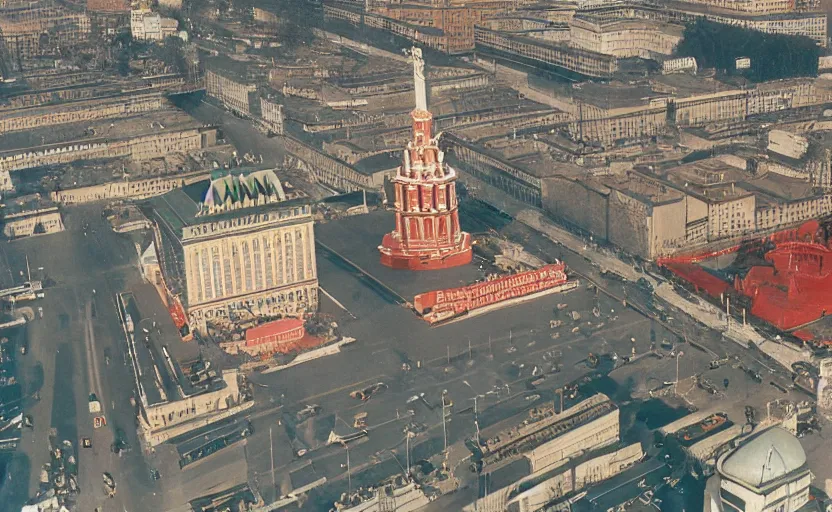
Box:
111;428;130;455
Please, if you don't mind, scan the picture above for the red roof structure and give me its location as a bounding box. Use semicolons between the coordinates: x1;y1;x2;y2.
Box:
663;263;731;298
245;318;305;346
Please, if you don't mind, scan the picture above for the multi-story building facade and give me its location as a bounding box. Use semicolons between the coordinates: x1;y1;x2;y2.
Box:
86;0;129;12
1;199;64;239
0;4;91;63
568;17;683;59
130;8;178;40
674;79;832;128
140;370;252;446
0;125;217;172
50;169;208;205
668;0;794;15
474;26;619;78
371;3;475;53
259;94;284;135
324;0;512;54
204;59;260;116
0;92;164;134
145;169;319;332
284;134;384;192
583;4;827;46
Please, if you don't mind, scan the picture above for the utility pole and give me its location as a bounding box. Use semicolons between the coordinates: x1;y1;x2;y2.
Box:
674;351;684;396
346;446;352;494
473;401;481;443
269;427;275;489
442;390;449;453
405;431;411;477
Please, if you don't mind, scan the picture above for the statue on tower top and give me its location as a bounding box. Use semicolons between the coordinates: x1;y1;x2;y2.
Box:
409;46;428;112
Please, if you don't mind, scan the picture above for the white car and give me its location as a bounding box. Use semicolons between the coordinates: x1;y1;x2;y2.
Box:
406;393;425;404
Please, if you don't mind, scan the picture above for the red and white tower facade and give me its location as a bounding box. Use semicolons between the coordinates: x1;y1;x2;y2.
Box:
379;48;472;270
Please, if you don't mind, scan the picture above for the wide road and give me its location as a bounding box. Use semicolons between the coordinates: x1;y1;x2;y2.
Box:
239;238;670;509
172;94;286;168
0;204;162;512
172;94;334;200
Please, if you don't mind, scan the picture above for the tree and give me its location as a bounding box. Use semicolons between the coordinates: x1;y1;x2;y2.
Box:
276;0;316;51
675;19;819;82
155;36;189;75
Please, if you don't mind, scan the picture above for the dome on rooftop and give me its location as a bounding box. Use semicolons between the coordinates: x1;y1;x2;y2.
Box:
720;427;807;489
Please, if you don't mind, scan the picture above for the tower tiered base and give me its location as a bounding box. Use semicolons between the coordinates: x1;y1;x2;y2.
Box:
380;232;472;270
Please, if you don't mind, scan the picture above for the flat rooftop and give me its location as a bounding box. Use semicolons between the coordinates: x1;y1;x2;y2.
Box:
204;55;267;83
744;172;817;203
653;156;822;203
572;14;684;36
596;171;687;206
22;145;237;191
660;0;827;21
650;73;737;98
354;151;401;175
0;109;204;153
0;193;57;216
532;73;739;110
554;80;658;110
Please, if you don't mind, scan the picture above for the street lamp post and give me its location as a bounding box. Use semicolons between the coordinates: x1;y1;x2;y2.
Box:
405;430;412;477
441;390;449;453
463;381;482;443
346;446;351;494
674;351;684;396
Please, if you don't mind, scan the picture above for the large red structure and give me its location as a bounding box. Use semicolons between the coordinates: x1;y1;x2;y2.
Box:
661;219;832;331
736;220;832;330
378;48;472;270
414;263;574;324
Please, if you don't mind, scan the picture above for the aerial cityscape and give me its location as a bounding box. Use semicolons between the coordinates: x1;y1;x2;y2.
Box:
1;0;832;511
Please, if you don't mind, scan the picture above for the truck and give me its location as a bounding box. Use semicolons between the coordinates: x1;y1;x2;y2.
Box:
88;394;102;414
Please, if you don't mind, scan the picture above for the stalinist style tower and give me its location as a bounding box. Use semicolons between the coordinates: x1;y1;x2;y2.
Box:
378;47;472;270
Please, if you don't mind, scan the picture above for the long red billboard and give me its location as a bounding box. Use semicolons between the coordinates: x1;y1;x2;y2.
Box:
414;263;569;325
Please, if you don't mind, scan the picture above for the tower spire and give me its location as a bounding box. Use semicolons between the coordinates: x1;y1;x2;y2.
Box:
411;47;427;112
378;48;471;271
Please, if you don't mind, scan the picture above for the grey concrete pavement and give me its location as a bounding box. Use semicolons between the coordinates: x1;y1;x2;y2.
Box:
0;204;162;512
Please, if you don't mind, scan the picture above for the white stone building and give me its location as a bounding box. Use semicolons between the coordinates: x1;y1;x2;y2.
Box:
704;427;813;512
131;8;179;41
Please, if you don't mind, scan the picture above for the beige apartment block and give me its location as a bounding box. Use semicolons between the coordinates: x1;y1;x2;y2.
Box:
568;17;683;58
284;135;376;192
0;129;209;172
581;4;827;46
146;170;319;332
140;370;253;446
675;0;794;14
51;170;209;205
205;68;258;116
259;95;284;135
475;26;619;78
0;93;164;134
2;205;64;238
0;5;91;60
